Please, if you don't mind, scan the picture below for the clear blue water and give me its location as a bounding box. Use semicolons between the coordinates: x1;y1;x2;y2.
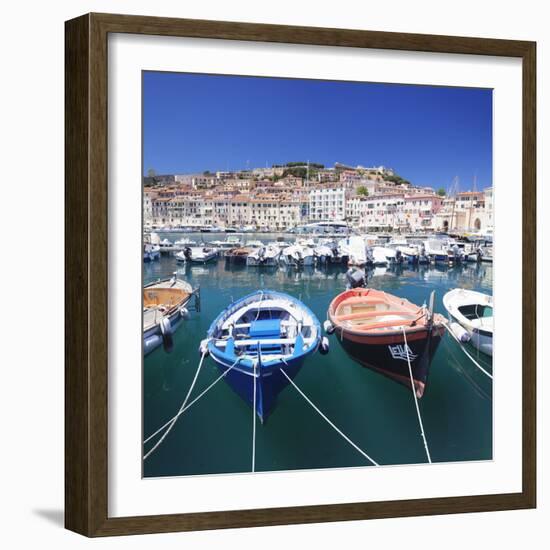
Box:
143;233;493;478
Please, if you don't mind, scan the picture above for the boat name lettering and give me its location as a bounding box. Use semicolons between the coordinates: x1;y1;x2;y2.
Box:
388;344;418;362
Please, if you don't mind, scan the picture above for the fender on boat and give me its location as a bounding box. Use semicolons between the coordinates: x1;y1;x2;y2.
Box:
449;321;471;343
159;317;174;353
323;320;335;335
320;336;330;355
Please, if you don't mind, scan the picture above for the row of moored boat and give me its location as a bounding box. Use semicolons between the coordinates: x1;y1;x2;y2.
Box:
144;233;493;267
144;272;493;422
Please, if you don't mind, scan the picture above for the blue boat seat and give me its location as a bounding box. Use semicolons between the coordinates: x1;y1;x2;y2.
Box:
248;319;282;354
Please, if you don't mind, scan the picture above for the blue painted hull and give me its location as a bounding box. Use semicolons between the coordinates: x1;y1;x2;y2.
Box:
207;290;321;422
211;353;310;422
430;253;448;263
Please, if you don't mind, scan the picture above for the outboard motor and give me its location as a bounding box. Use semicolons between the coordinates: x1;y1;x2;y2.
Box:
419;245;428;264
365;246;374;267
395;249;403;264
452;244;461;263
183;246;192;260
476;247;483;262
258;247;266;264
345;267;367;289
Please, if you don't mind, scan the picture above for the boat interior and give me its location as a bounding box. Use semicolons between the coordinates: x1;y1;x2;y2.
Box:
332;290;426;332
143;282;191;330
457;303;493;332
212;295;318;362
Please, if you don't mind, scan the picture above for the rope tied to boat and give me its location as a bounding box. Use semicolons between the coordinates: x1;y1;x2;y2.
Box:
401;326;432;464
443;319;493;379
279;363;379;466
143;352;242;459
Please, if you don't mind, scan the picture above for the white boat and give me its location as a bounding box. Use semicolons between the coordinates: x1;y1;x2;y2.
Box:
280;244;315;267
388;238;419;264
174;237;197;248
343;236;368;267
245;240;265;248
209;235;243;250
424;239;450;263
246;245;281;266
314;244;335;264
143;242;160;262
155;237;173;253
443;289;493;356
185;246;219;263
371;246;389;266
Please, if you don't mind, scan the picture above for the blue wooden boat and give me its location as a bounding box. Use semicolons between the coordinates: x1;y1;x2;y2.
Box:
205;290;327;422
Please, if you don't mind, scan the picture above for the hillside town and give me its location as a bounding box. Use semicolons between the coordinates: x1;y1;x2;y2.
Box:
143;162;493;234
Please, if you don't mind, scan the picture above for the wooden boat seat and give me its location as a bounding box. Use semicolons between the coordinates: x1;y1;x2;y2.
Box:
336;310;415;322
338;296;388;307
248;319;282;353
353;317;419;331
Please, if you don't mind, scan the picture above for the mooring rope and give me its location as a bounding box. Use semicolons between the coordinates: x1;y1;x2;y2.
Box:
279;367;379;466
401;327;432;463
144;350;208;460
444;320;493;379
143;354;241;459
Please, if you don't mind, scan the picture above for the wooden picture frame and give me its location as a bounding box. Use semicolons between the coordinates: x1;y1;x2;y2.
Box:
65;12;536;537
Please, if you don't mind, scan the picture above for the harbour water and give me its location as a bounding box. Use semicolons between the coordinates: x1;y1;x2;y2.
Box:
143;233;493;478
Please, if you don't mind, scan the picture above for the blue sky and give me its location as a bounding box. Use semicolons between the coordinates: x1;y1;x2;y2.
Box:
143;72;492;191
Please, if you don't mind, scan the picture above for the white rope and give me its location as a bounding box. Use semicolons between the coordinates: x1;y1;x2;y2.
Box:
252;359;257;472
279;368;379;466
143;355;241;459
401;327;432;463
144;350;208;460
445;321;493;379
144;356;242;446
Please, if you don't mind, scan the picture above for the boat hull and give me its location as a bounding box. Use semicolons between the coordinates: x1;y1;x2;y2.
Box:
225;254;248;265
332;324;444;397
207;289;321;421
211;353;310;423
190;253;217;263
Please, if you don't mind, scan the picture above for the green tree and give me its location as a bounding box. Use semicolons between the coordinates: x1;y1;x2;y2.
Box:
356;186;369;197
147;168;156;178
436;187;446;196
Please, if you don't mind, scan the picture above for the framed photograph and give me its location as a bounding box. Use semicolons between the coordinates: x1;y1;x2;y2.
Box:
65;13;536;536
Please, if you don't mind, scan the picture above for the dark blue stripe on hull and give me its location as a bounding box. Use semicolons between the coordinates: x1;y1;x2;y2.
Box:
214;357;305;422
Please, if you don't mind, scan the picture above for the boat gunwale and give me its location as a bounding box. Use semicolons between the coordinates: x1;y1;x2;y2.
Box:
328;288;445;338
207;290;321;369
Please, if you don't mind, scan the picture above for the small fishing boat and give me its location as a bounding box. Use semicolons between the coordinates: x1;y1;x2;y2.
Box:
174;237;197;249
314;244;335;264
423;239;450;264
342;236;368;267
246;245;281;266
143;242;160;262
280;244;314;268
158;237;173;252
205;290;327;422
209;235;243;250
371;246;389;267
184;246;219;263
443;289;493;356
225;247;253;265
325;288;446;397
143;275;198;355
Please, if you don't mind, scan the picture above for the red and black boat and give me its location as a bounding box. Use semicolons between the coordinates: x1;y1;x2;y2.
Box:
325;288;446;397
